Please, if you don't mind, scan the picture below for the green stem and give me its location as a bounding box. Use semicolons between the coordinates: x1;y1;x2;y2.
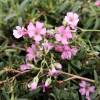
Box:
78;27;100;32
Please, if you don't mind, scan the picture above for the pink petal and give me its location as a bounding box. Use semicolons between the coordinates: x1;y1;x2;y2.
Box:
57;26;65;33
61;38;68;44
40;28;46;35
79;81;87;88
36;21;43;29
86;91;90;97
27;22;35;30
48;67;59;76
34;35;42;42
31;44;37;50
27;47;33;53
63;45;70;51
26;53;34;61
16;26;21;30
20;64;31;71
74;13;79;19
55;34;62;41
30;82;37;90
27;22;35;37
61;51;71;60
67;12;74;17
65;26;72;39
79;88;86;95
86;96;91;100
89;86;95;93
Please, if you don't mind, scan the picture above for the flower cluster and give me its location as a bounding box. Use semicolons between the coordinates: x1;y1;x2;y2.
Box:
55;45;77;60
13;12;95;99
13;12;79;63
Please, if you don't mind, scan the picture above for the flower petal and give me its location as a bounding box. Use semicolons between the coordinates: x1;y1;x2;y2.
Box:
36;21;43;29
34;35;42;42
79;81;87;88
79;88;86;95
89;86;95;93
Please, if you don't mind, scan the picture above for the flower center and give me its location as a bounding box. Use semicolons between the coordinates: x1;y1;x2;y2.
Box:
70;16;74;21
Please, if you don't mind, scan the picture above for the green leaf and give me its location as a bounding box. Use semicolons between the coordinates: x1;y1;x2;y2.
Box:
94;70;98;83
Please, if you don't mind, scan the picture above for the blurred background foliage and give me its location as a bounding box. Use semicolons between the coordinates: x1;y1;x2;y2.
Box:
0;0;100;100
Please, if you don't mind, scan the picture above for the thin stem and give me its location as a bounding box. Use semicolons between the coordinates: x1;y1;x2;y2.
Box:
7;46;26;51
78;27;100;32
57;76;76;84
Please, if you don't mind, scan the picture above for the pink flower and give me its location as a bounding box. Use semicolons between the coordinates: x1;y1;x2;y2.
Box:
55;45;78;60
13;26;27;38
55;26;72;44
26;44;37;61
79;81;95;100
64;12;79;29
61;50;72;60
48;67;59;76
61;45;77;60
27;21;46;42
95;0;100;7
20;64;31;71
55;45;64;52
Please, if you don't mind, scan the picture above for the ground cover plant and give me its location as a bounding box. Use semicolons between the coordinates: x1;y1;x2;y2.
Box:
0;0;100;100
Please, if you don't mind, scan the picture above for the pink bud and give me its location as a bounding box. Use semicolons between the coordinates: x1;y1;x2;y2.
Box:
28;82;37;91
48;67;59;76
55;45;63;52
28;77;39;91
54;63;62;69
20;64;31;71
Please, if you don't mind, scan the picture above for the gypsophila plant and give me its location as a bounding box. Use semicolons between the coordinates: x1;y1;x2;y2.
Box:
12;12;95;100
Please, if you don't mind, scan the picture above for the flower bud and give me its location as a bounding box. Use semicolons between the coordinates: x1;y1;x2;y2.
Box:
95;0;100;7
45;78;51;87
54;63;62;69
28;77;39;91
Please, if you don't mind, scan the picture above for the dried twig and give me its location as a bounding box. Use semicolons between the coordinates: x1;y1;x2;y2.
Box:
0;68;95;85
0;70;30;85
